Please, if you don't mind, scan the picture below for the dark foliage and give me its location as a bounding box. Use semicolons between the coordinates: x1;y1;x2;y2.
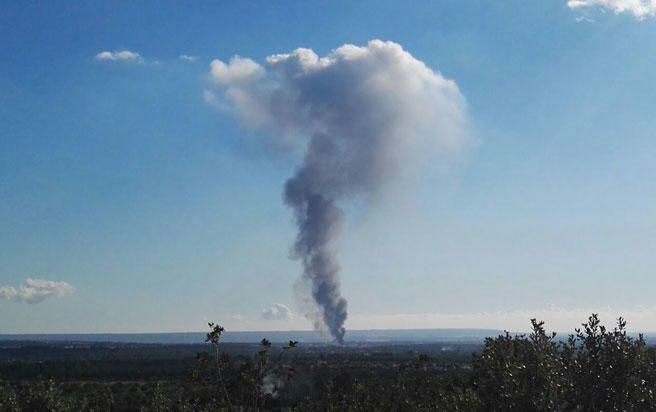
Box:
2;314;656;411
473;315;656;411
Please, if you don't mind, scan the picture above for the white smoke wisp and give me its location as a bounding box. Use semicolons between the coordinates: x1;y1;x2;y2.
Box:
261;373;283;397
209;40;468;343
0;278;74;304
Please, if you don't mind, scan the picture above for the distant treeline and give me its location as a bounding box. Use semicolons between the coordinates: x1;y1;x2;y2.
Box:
1;314;656;411
0;328;501;344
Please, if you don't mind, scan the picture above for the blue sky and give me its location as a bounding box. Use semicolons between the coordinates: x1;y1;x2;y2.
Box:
2;0;656;334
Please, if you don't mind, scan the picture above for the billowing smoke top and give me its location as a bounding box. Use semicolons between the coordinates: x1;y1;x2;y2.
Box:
209;40;468;343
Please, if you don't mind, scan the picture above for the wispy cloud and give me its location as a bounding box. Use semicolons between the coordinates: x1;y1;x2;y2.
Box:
179;54;198;62
261;303;294;320
95;50;142;62
575;15;596;22
568;0;656;20
0;278;74;304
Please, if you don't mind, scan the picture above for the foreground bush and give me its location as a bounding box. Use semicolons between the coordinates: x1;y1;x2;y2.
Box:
473;314;656;411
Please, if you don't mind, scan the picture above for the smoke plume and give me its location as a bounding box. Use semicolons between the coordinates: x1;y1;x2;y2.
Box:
209;40;468;343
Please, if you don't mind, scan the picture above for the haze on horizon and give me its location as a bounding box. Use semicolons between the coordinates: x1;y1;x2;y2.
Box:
2;0;656;337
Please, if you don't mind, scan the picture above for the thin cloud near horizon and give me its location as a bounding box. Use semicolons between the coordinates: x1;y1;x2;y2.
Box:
0;278;74;304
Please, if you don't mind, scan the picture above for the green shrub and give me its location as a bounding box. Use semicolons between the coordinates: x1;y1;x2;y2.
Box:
473;314;656;411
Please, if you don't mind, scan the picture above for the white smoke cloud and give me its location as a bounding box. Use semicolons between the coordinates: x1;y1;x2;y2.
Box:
261;303;294;320
209;40;468;155
95;50;142;62
209;40;468;343
211;56;263;84
0;278;74;304
568;0;656;19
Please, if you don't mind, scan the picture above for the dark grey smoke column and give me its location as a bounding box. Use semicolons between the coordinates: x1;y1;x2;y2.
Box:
285;138;348;343
208;40;468;344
